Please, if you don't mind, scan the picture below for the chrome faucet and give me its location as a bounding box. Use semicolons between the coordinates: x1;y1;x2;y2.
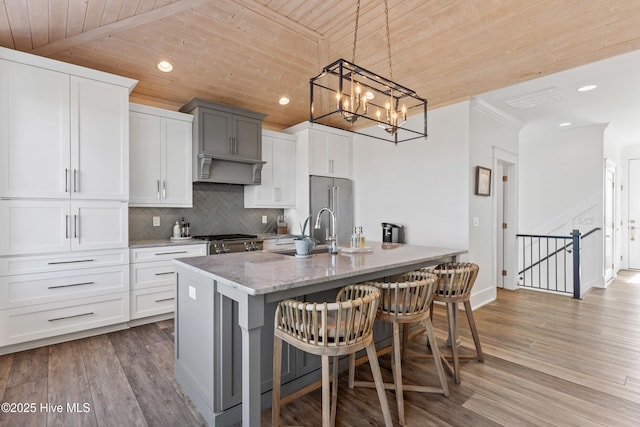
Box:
314;208;338;254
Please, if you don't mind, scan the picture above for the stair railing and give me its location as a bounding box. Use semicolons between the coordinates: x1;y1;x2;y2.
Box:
516;228;600;299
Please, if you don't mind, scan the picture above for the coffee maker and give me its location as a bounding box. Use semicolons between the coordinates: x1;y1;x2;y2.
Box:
382;222;405;243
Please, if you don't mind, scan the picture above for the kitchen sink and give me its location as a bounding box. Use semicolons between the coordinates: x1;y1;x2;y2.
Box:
278;247;332;256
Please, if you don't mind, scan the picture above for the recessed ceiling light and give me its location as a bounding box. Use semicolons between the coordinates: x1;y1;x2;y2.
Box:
279;97;290;105
157;61;173;72
577;84;597;92
559;122;572;127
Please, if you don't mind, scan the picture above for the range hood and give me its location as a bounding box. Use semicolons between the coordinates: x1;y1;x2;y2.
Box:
195;154;265;185
180;98;266;185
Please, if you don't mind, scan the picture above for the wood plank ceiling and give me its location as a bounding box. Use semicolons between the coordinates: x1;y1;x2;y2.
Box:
2;0;640;130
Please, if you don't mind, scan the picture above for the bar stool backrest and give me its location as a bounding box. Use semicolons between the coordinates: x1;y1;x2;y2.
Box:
426;262;479;302
364;271;437;321
274;284;380;352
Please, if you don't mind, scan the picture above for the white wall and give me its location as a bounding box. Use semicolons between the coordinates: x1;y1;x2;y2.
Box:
468;100;522;307
520;124;607;293
352;102;470;251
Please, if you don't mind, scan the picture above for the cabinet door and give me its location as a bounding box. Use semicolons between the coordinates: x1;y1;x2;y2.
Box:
250;136;275;205
0;60;71;199
0;200;71;256
328;134;351;178
233;115;261;160
200;109;232;157
129;111;162;205
162;118;193;207
70;201;128;251
71;77;129;200
272;137;296;206
309;130;330;176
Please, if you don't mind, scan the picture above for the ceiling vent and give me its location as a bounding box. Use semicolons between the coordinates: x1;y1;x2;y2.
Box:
502;87;562;109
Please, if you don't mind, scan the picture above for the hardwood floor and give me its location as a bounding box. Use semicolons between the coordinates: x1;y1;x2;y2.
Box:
2;271;640;426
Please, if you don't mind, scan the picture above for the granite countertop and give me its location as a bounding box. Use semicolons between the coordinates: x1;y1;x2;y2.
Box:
174;242;466;296
129;238;209;248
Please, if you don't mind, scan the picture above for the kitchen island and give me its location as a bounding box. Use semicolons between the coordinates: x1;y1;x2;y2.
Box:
173;242;466;426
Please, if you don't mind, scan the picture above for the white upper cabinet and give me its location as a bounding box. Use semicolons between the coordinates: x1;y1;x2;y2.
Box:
0;60;71;199
129;103;193;208
244;131;296;208
71;77;129;200
0;58;132;201
308;128;352;179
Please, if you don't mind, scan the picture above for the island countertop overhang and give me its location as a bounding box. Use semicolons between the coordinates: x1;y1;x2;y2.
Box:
173;242;467;297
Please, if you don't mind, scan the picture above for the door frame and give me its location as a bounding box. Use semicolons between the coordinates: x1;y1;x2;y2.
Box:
493;147;518;291
604;159;616;283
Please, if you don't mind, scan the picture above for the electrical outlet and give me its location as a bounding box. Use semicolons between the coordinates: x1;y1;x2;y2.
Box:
153;216;160;227
262;215;268;224
189;286;197;300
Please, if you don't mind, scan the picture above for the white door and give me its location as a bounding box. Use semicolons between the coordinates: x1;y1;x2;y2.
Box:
71;201;128;251
162;117;192;206
604;166;615;281
0;200;71;256
71;77;129;200
129;111;162;205
0;61;71;199
628;159;640;269
273;136;296;206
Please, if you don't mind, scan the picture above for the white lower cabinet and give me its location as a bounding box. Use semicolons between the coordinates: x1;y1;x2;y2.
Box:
0;248;130;349
129;244;207;321
0;293;129;346
0;200;128;256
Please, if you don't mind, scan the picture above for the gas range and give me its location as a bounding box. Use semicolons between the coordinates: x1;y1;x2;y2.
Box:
193;234;263;254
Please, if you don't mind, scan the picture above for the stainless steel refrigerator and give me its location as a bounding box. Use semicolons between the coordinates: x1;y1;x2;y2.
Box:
309;175;353;245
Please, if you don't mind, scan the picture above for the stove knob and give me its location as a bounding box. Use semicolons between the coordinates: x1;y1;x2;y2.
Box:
213;244;222;255
221;243;230;254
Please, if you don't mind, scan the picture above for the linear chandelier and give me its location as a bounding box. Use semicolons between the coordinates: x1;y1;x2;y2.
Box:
309;0;428;144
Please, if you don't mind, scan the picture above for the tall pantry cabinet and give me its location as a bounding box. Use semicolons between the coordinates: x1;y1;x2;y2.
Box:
0;47;137;352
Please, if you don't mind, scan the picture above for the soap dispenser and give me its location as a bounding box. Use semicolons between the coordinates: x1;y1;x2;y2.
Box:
173;221;181;238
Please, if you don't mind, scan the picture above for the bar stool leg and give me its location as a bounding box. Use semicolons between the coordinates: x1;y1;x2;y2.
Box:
272;336;283;427
464;300;484;362
321;355;331;427
446;302;461;384
391;322;406;425
422;317;449;396
365;343;394;427
348;352;356;389
331;356;339;426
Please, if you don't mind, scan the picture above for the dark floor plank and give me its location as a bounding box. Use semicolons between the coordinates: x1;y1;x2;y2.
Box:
0;353;14;399
0;379;47;427
5;347;48;389
107;329;153;368
79;335;146;427
47;340;97;427
122;358;201;427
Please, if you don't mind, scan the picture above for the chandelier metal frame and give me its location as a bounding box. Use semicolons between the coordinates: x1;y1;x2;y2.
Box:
309;0;428;144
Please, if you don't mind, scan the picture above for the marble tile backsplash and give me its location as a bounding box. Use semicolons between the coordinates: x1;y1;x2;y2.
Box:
129;183;283;241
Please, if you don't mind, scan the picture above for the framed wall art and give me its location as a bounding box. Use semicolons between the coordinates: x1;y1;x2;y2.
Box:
475;166;492;196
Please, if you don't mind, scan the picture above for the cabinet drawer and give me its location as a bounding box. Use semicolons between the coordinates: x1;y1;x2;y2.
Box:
0;293;129;346
0;249;129;276
130;285;175;320
130;244;207;263
0;265;129;309
130;260;175;290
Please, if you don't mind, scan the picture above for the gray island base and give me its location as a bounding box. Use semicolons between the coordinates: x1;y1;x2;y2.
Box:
173;242;466;426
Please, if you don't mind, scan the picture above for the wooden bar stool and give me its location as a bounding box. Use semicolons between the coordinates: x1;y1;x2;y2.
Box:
425;262;484;384
272;284;393;427
348;271;449;426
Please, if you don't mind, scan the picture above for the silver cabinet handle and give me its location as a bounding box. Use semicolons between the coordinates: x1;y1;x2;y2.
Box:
48;312;94;322
162;181;166;199
154;251;187;255
65;215;69;239
74;214;78;239
155;297;175;303
73;169;78;192
157;180;160;199
65;168;69;192
48;281;94;289
154;271;175;276
229;137;233;155
48;259;94;265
